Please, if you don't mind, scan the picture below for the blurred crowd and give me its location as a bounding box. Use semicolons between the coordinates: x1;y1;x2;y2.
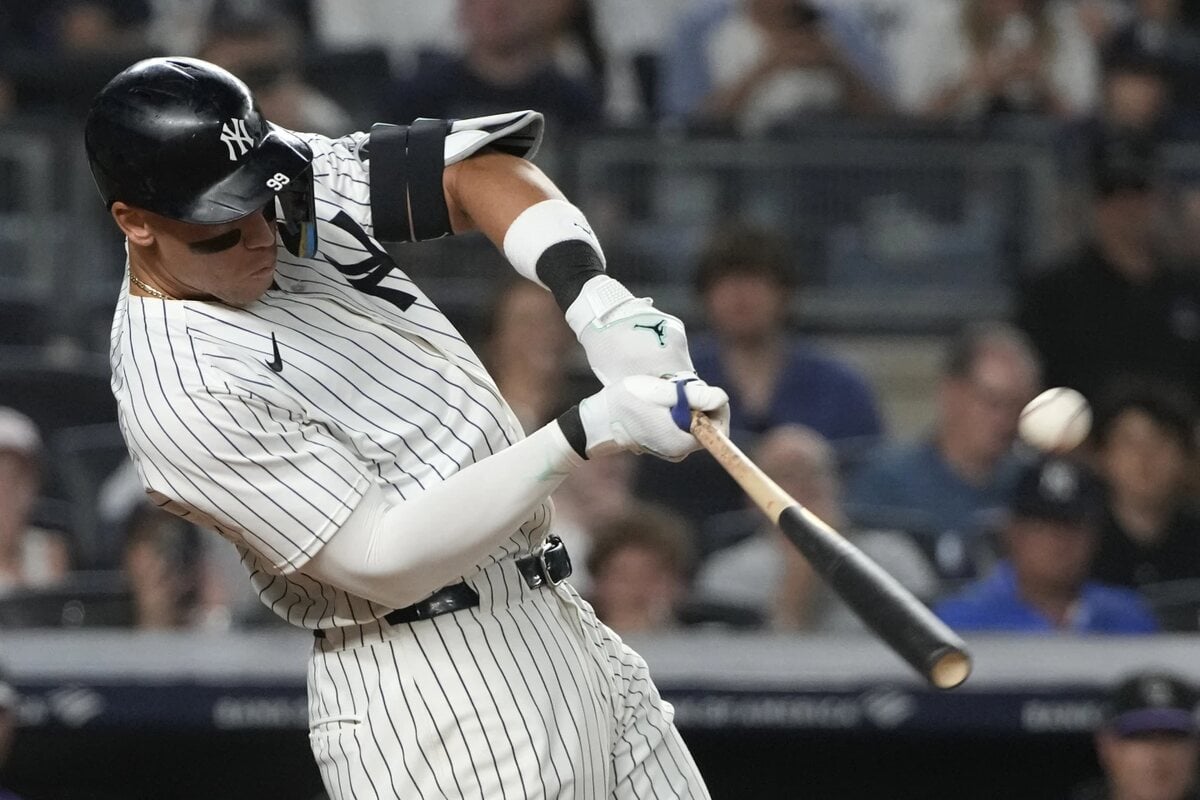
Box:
0;0;1197;643
0;2;1198;797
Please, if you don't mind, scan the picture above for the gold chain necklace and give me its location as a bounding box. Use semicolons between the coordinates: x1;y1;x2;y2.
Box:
129;273;174;301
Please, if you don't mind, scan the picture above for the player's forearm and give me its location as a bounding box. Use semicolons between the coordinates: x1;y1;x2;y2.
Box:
303;422;581;609
444;151;565;244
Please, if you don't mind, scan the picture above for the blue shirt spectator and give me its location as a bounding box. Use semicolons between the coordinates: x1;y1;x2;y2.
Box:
935;561;1159;634
691;334;882;442
934;456;1159;635
634;223;882;537
845;323;1040;581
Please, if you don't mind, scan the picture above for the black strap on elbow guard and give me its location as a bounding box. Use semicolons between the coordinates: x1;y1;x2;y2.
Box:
537;240;606;312
369;119;453;242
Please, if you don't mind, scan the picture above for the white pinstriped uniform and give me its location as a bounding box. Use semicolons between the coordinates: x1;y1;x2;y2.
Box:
110;128;709;798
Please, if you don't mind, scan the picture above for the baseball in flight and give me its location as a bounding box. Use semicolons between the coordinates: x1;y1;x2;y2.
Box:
1018;387;1092;452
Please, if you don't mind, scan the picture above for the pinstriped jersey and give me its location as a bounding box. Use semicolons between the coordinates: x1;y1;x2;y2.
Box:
109;129;553;629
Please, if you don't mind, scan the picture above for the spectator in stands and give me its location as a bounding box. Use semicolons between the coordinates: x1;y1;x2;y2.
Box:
659;0;891;133
0;665;20;800
935;456;1159;634
389;0;601;131
1017;133;1200;401
551;452;637;595
1089;380;1200;596
120;503;202;630
0;2;158;118
1074;670;1200;800
845;322;1040;581
695;424;939;630
483;279;586;434
585;502;695;635
1102;0;1200;124
0;408;69;594
634;222;883;535
894;0;1099;122
57;0;152;56
1091;46;1200;140
197;0;352;137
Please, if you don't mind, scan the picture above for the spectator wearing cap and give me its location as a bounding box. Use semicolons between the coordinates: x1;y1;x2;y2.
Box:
1016;133;1200;401
635;222;883;537
1089;380;1200;596
934;457;1159;633
1073;671;1200;800
0;665;21;800
0;408;69;594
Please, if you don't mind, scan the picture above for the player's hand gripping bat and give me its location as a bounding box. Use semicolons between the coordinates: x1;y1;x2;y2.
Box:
690;412;971;690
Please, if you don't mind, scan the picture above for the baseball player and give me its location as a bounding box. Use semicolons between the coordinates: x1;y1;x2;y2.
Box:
85;57;726;798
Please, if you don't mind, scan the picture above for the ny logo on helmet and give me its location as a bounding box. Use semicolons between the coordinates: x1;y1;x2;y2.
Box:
220;118;255;161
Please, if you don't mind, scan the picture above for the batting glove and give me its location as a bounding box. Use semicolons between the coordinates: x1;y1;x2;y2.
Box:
577;374;729;462
566;275;694;385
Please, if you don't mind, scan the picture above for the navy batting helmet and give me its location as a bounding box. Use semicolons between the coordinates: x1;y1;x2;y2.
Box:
84;57;317;256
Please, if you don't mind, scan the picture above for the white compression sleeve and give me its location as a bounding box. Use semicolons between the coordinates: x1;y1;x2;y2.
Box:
501;198;606;287
302;422;583;609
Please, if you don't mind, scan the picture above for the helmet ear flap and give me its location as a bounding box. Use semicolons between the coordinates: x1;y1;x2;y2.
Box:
276;166;318;258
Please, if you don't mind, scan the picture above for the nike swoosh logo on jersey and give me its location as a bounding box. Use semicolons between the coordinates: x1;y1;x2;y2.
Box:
266;332;283;373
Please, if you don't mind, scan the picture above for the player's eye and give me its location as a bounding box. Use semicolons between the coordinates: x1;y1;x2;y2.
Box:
186;229;243;254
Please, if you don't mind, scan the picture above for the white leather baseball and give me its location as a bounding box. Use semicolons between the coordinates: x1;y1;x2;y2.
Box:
1018;387;1092;452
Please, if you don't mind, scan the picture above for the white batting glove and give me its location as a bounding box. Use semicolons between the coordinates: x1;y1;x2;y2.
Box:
578;374;730;462
565;275;694;385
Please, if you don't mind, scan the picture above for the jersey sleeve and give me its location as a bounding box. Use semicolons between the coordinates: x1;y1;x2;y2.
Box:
134;385;372;575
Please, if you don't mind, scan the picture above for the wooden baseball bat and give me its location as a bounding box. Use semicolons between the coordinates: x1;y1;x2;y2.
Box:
691;412;971;690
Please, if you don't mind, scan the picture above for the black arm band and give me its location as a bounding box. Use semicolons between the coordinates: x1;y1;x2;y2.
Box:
536;240;606;312
368;119;453;243
556;405;588;459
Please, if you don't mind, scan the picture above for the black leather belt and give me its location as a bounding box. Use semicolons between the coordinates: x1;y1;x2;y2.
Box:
314;536;571;638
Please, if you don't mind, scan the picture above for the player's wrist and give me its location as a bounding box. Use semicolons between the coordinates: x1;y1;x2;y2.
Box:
555;405;590;461
564;275;640;336
502;198;606;310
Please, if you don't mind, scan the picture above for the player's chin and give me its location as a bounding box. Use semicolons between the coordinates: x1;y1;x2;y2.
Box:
225;263;276;306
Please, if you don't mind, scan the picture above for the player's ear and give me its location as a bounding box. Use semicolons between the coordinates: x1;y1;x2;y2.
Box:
111;202;156;247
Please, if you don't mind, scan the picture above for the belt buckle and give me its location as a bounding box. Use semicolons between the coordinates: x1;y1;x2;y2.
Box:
536;536;566;587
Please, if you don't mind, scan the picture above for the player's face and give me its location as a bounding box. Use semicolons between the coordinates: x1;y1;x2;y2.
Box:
1098;730;1199;800
148;207;279;307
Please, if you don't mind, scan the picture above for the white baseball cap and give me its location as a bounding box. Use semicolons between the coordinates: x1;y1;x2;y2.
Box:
0;406;41;457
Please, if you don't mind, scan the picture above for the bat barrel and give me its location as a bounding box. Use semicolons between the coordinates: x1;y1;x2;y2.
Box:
778;506;972;689
689;412;972;690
